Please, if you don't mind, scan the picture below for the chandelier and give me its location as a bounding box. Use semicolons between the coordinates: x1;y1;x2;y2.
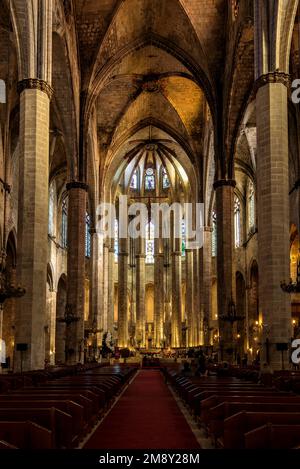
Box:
0;250;25;306
219;297;245;324
57;304;80;326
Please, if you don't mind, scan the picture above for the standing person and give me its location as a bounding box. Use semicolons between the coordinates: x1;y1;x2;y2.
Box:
196;350;207;376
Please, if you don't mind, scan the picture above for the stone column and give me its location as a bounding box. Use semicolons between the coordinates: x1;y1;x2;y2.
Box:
193;249;200;346
15;80;53;371
185;249;194;347
255;73;291;369
202;228;213;347
49;288;57;366
171;232;182;348
107;239;115;334
213;179;236;362
135;237;145;347
154;234;164;348
102;241;109;332
90;229;102;332
65;181;88;364
118;237;128;348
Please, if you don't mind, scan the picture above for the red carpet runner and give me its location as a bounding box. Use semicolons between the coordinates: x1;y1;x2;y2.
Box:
84;370;200;449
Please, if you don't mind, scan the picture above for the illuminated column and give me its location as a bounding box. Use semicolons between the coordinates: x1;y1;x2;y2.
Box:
107;239;115;334
118;237;128;347
200;227;213;346
15;81;53;370
255;73;291;369
193;249;200;346
65;182;88;364
171;219;182;348
135;236;146;347
214;179;236;362
185;248;194;347
154;230;164;348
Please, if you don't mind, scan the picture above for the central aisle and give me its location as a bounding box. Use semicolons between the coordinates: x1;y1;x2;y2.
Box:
84;370;200;449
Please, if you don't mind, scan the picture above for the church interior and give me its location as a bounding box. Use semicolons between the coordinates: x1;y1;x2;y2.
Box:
1;0;300;452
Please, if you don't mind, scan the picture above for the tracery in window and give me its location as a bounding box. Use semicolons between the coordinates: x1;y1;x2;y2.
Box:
145;167;155;191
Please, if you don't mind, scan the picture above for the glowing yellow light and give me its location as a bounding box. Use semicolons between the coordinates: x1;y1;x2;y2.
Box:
293;320;296;326
255;321;259;326
237;334;241;339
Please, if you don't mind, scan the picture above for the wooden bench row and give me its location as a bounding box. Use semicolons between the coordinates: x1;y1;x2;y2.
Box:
164;365;300;449
0;364;137;449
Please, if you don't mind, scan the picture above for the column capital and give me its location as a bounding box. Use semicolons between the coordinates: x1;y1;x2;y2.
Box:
213;179;236;190
136;254;146;259
204;226;213;233
17;78;54;100
66;181;89;192
254;71;290;94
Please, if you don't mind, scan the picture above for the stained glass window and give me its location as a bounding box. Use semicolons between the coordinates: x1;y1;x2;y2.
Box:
61;197;68;248
85;212;91;258
130;169;138;190
162;167;170;189
145;222;155;264
248;182;255;230
234;197;241;248
48;182;56;235
114;219;118;262
212;211;217;257
145;167;155;191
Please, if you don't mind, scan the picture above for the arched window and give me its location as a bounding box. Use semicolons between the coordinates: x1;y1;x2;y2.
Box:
145;222;155;264
114;219;119;262
212;211;217;257
85;212;91;258
248;181;255;231
162;167;170;189
182;219;186;257
234;196;241;248
61;197;68;248
48;182;56;235
130;169;138;190
145;167;155;191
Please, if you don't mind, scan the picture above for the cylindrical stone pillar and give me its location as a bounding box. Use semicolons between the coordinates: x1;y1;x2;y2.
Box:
135;236;146;348
214;179;236;362
185;249;194;347
255;73;291;369
118;237;128;348
65;181;88;364
171;249;182;348
15;80;53;371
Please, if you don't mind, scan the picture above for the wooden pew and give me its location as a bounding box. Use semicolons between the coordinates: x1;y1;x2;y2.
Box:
3;392;94;423
245;423;300;449
0;400;84;443
15;389;99;416
208;402;300;442
201;395;300;423
0;421;52;449
0;407;72;449
193;390;284;416
223;411;300;448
